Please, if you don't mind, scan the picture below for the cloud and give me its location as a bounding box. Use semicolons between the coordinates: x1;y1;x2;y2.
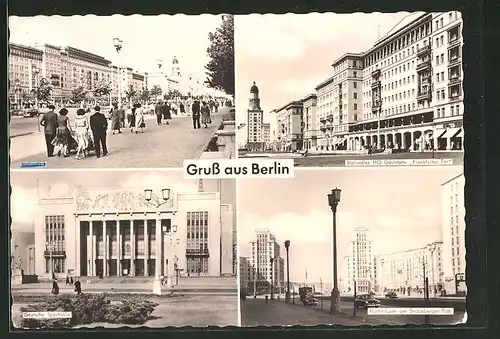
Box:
235;15;307;62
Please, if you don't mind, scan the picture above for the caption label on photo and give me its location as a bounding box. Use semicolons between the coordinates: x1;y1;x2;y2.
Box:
183;159;294;179
22;312;73;319
367;307;454;315
345;159;454;167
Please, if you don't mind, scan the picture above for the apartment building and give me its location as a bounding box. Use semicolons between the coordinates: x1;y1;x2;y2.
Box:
302;94;318;150
377;242;444;295
343;227;374;293
274;101;304;152
262;123;271;148
249;229;285;293
8;43;43;104
441;173;466;294
239;256;252;292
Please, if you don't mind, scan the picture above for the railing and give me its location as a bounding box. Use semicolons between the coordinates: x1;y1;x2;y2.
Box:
371;80;381;89
371;69;381;78
186;249;210;256
416;60;431;71
448;38;461;49
417;91;431;101
448;56;461;67
448;77;461;86
417;44;431;55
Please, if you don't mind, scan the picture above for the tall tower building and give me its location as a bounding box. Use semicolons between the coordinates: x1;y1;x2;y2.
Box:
171;56;181;78
247;81;265;151
344;227;374;293
249;229;284;294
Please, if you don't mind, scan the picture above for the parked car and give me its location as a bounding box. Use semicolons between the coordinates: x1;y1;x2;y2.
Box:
23;108;38;118
303;294;319;306
355;294;381;309
385;292;398;299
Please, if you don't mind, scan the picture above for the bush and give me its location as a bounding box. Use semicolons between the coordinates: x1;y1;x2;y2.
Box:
19;293;158;329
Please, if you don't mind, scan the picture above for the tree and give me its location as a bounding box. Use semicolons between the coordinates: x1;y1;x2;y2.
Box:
125;85;137;103
204;15;234;96
92;81;112;97
139;88;150;103
32;78;53;102
150;85;162;102
71;86;87;104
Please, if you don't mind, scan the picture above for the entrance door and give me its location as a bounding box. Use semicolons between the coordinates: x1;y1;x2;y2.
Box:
121;259;130;276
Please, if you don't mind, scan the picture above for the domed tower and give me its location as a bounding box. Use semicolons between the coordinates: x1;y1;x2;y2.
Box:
249;81;260;110
171;56;181;77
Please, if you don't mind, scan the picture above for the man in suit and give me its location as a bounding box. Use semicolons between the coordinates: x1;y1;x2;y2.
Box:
155;101;163;125
40;104;58;157
191;99;201;129
89;106;108;158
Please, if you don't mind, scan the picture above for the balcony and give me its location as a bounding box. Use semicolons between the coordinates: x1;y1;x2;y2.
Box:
44;250;66;258
320;117;326;123
417;44;431;56
371;69;381;78
327;114;333;121
448;56;461;67
186;249;210;257
416;60;431;71
371;80;381;89
449;92;461;100
417;91;431;101
448;38;461;49
320;126;327;131
448;77;461;86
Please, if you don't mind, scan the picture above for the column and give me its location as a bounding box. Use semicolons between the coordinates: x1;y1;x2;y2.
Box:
117;220;121;276
402;133;407;150
144;219;149;276
75;219;80;276
89;221;94;276
421;130;426;151
130;220;135;276
155;218;161;277
103;221;108;277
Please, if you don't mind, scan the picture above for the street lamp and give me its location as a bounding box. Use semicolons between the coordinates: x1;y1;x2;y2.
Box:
427;243;437;298
327;187;342;314
284;240;291;303
46;241;54;279
380;258;385;294
143;188;172;294
14;79;21;108
270;257;275;300
113;37;123;107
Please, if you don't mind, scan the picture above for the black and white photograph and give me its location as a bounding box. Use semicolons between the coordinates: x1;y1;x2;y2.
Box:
9;14;236;169
235;12;464;167
10;170;238;328
238;167;466;326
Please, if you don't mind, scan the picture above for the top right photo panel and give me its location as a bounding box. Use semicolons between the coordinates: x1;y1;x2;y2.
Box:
235;12;463;167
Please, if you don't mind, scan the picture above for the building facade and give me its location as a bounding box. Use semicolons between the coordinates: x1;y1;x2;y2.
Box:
246;82;265;150
262;123;271;149
34;185;234;279
377;242;443;295
343;227;374;293
249;229;285;294
8;43;43;105
274;101;304;152
441;173;466;294
239;256;251;292
302;94;318;150
11;231;36;275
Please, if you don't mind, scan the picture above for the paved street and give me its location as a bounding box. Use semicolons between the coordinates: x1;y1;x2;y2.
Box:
10;108;230;168
241;298;465;326
240;151;463;167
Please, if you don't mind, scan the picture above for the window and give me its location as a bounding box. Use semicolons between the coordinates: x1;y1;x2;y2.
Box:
186;211;209;274
353;82;357;89
44;215;66;273
353;71;357;77
354;103;358;110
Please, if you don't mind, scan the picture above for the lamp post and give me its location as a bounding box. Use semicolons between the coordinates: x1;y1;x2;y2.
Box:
270;257;275;300
14;79;20;108
144;188;172;295
113;38;123;107
31;66;42;132
380;258;385;294
284;240;291;303
327;187;342;314
427;243;437;298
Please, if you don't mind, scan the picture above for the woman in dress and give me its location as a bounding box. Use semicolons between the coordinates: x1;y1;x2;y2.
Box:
135;103;145;133
73;108;90;159
201;101;211;128
110;103;121;134
51;108;73;157
128;104;136;132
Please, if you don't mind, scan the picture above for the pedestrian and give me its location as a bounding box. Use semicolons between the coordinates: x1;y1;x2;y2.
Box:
201;101;211;128
51;279;59;295
65;276;70;285
135;103;145;134
155;101;163;125
191;99;201;129
73;108;90;160
162;100;171;124
89;106;108;158
40;104;58;157
74;278;82;295
179;101;185;114
51;108;73;157
127;104;136;132
111;103;122;134
70;276;74;285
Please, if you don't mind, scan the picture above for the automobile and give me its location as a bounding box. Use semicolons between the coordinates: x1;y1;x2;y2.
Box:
385;292;398;299
355;294;381;309
23;108;39;118
303;294;319;306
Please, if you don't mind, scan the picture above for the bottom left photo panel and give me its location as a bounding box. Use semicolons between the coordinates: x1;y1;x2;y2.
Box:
10;169;238;329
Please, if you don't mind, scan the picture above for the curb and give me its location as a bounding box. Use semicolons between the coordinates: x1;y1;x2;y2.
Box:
10;131;39;139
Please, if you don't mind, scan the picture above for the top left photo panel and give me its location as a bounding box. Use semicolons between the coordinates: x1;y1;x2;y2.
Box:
8;14;236;169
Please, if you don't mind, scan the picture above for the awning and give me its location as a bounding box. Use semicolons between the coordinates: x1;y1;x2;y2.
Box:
435;129;447;139
455;128;464;138
330;137;338;145
442;127;460;139
336;137;347;145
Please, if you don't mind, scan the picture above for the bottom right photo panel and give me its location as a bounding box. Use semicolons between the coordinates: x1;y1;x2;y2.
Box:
238;167;466;327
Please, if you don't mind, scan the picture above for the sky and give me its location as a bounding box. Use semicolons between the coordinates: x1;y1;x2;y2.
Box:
10;170;235;233
234;12;425;145
238;167;463;284
8;14;223;82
